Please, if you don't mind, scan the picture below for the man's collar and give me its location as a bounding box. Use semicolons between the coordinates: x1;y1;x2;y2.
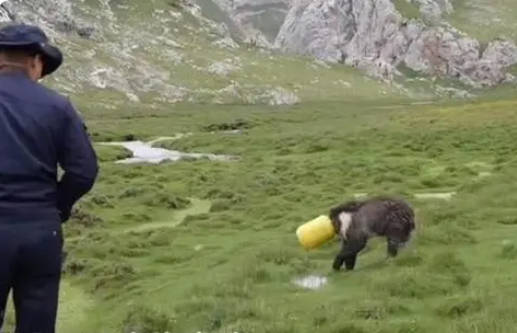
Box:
0;65;30;78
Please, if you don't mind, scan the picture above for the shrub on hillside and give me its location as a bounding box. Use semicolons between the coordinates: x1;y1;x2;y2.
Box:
122;305;176;333
436;296;483;318
376;272;455;299
143;193;190;210
85;194;114;208
119;186;151;198
90;261;136;291
203;119;253;132
69;206;104;227
500;241;517;259
209;199;231;212
330;324;367;333
148;231;172;247
429;252;472;287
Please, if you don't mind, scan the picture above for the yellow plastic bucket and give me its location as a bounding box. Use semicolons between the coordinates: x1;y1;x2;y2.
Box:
296;215;336;250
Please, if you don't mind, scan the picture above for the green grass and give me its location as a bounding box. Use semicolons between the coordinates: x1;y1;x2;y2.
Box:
42;0;414;107
393;0;422;20
3;92;514;332
94;145;132;162
448;0;517;42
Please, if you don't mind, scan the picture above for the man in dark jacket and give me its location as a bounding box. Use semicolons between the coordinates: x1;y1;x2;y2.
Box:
0;24;98;332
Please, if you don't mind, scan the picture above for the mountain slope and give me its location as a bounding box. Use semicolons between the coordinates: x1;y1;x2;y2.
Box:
0;0;412;107
1;0;516;107
210;0;517;89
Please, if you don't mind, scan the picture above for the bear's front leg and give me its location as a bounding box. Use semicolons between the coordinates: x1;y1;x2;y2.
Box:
332;236;367;271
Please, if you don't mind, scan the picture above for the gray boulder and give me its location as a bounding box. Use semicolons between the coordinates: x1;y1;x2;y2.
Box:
404;27;517;87
0;1;14;22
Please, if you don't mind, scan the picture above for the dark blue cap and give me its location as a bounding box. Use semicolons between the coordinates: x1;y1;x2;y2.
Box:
0;24;63;76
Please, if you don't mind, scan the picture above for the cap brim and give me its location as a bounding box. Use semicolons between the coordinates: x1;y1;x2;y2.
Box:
39;43;62;76
0;40;37;47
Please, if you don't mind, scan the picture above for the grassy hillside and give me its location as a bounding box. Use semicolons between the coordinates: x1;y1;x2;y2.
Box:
23;0;517;107
35;0;410;106
448;0;517;42
393;0;422;20
5;88;517;332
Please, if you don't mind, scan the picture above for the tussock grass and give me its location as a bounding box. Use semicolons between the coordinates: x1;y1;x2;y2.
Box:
122;305;176;333
436;296;483;318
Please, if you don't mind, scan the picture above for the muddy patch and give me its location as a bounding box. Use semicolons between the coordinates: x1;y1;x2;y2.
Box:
293;275;328;290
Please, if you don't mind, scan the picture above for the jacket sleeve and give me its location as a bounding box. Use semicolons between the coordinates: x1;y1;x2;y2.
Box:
56;100;99;223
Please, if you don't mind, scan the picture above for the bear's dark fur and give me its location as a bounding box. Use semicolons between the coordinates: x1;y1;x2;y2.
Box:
329;196;415;271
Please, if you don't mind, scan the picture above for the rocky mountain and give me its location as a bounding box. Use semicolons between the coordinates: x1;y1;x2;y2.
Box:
208;0;517;88
197;0;292;48
0;0;516;106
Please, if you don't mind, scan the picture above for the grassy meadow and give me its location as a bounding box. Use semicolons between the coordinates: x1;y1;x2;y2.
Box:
6;88;517;332
2;1;517;332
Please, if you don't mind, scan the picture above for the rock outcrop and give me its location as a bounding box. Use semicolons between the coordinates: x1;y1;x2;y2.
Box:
232;0;292;44
404;28;517;87
0;0;190;103
201;0;516;88
273;0;517;87
1;0;515;103
0;1;14;22
203;0;292;47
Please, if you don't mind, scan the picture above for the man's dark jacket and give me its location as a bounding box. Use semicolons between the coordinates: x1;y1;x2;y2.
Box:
0;71;98;224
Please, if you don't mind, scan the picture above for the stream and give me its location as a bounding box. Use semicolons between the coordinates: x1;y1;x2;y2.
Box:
101;136;235;164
